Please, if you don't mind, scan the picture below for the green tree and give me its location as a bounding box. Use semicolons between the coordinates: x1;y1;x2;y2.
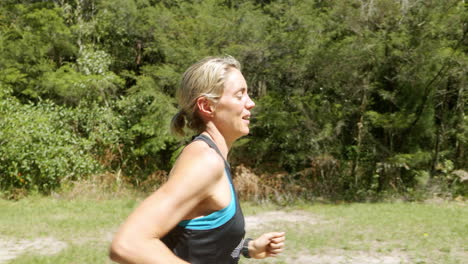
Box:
0;3;75;100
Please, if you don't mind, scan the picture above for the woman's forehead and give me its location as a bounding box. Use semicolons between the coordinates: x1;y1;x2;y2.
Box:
224;69;247;90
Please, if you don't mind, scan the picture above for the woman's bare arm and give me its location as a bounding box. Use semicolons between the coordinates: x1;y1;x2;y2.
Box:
109;143;225;264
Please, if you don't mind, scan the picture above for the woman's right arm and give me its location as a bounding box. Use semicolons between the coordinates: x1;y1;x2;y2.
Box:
109;186;193;264
109;144;225;264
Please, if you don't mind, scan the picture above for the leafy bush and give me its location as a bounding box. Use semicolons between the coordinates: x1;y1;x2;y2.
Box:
234;92;343;172
0;0;466;200
0;89;100;195
115;74;178;181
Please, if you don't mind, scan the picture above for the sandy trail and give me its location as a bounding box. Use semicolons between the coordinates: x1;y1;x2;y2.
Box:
283;250;409;264
0;237;67;263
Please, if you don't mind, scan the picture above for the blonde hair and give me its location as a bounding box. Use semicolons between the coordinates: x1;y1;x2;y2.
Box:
171;56;241;136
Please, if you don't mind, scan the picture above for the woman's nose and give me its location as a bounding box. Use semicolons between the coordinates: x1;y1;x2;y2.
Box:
246;94;255;109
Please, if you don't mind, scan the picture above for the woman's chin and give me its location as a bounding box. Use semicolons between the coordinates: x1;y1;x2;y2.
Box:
241;128;250;136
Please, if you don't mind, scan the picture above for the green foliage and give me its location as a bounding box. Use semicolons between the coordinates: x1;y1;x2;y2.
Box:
0;91;100;194
0;0;466;199
40;63;124;105
0;4;76;99
236;92;344;172
68;101;124;169
115;74;178;177
431;160;468;197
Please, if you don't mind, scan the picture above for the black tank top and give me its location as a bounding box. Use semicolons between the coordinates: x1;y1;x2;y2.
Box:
161;134;246;264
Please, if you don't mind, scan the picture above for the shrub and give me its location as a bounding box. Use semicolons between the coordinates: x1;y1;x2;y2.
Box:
0;89;100;195
114;74;179;183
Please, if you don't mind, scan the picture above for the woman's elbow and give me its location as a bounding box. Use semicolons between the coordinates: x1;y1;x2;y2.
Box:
109;237;134;263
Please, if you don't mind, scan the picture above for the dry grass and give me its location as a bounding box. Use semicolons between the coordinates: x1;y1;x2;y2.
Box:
54;172;137;200
54;168;171;200
233;162;340;202
233;164;294;202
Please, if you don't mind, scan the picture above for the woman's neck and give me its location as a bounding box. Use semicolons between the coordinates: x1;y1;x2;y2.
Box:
202;125;233;160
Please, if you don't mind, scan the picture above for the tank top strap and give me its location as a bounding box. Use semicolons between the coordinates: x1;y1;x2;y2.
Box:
192;134;231;170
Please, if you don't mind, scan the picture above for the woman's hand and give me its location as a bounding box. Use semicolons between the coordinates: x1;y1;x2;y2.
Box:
249;232;286;259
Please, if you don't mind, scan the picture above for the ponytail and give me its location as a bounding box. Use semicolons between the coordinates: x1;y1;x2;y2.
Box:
170;110;187;136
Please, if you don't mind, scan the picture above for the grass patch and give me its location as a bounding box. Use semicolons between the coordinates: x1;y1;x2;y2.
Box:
10;244;112;264
0;194;140;264
0;194;138;240
0;196;466;264
243;201;467;264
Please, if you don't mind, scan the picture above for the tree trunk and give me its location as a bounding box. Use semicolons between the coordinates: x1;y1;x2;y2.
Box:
352;77;369;186
455;77;466;168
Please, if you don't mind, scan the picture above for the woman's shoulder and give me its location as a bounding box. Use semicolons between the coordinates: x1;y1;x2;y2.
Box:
172;140;225;177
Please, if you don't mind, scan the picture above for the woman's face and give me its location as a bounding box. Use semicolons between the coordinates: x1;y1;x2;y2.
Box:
213;68;255;141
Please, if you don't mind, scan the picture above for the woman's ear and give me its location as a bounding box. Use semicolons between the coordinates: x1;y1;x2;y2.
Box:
196;96;215;118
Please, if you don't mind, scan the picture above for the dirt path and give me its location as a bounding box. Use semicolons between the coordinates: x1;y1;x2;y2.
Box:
245;210;322;230
0;237;67;263
283;249;409;264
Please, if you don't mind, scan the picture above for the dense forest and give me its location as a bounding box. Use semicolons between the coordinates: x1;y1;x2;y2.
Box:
0;0;466;200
